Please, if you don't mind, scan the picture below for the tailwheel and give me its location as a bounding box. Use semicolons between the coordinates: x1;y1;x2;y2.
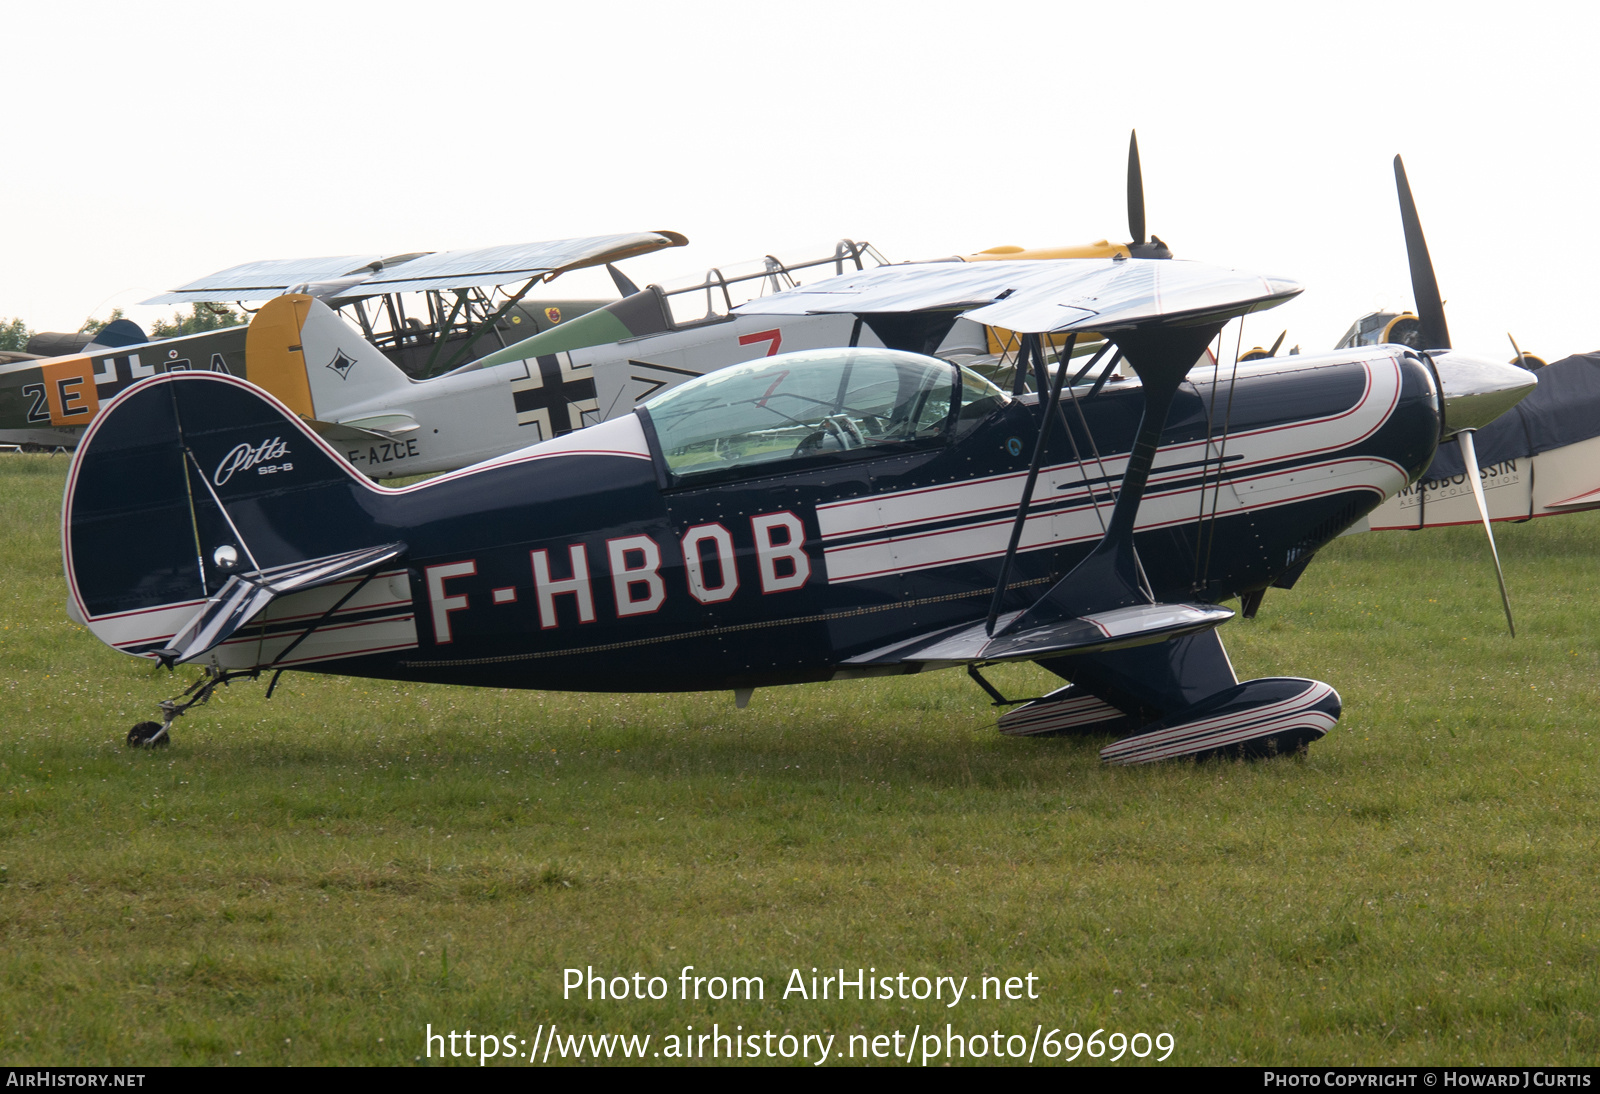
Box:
126;721;170;748
125;666;263;750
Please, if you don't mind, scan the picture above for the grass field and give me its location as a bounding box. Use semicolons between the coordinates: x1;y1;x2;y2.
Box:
3;451;1599;1066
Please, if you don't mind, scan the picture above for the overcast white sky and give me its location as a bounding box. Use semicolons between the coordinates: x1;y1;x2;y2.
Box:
5;1;1596;360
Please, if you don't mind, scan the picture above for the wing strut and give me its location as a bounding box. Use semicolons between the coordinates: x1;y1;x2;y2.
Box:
986;333;1078;635
436;276;545;374
1000;319;1230;633
422;290;472;375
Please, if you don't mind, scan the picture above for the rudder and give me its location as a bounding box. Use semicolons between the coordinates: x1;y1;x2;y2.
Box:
64;371;388;656
246;293;412;422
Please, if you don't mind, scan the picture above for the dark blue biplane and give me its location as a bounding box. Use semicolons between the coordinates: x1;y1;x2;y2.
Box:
63;163;1534;762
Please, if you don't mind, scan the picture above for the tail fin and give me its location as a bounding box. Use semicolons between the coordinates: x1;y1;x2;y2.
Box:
245;294;411;423
83;318;149;353
64;371;394;656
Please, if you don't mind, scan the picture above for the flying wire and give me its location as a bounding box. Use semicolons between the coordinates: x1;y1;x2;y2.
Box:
1035;336;1106;531
1192;328;1225;588
1057;347;1111;532
1063;347;1123;513
1199;318;1246;587
167;383;209;598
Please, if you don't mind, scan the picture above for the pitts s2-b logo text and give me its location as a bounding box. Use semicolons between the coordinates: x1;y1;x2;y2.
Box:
214;437;293;485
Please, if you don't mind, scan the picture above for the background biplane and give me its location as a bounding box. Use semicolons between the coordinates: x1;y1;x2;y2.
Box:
142;231;688;378
0;233;685;450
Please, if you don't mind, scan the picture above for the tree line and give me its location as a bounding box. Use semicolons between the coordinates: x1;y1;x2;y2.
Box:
0;304;246;353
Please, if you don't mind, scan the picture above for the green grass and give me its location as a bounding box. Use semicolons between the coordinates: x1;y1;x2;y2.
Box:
3;451;1600;1066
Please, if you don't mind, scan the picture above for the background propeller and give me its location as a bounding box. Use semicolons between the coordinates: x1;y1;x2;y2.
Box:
1125;132;1172;260
1507;332;1545;371
1238;330;1288;362
1394;154;1515;636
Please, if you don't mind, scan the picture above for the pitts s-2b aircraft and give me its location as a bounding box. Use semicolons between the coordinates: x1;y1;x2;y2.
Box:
64;187;1535;762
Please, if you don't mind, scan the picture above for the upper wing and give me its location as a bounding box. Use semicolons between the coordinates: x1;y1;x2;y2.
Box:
143;231;689;305
143;255;393;305
735;257;1300;333
352;232;688;296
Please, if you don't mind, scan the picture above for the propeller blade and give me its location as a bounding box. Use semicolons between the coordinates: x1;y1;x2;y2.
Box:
1508;332;1528;370
607;262;641;298
1267;330;1287;357
1457;428;1515;636
1393;155;1451;350
1127;130;1147;245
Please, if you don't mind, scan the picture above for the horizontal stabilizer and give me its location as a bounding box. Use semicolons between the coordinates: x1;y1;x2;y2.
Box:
156;542;406;666
843;602;1233;670
339;415;419;435
1545;484;1600;512
305;414;421;442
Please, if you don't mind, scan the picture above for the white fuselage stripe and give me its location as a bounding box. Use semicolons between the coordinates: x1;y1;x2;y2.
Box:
816;355;1402;542
822;460;1401;582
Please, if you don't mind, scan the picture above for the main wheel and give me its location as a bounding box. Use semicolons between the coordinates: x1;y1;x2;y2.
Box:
126;721;168;748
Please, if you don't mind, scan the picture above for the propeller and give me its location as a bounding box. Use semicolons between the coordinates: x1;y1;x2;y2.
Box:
1125;131;1172;260
1508;333;1526;369
1127;131;1145;245
1507;333;1546;371
1394;156;1451;351
1457;429;1516;636
1238;330;1287;363
1394;154;1515;636
607;263;641;297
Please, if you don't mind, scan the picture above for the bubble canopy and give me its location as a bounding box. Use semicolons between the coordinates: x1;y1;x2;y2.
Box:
639;348;1009;481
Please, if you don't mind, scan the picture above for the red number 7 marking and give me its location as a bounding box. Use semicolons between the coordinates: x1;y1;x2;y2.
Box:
738;329;782;357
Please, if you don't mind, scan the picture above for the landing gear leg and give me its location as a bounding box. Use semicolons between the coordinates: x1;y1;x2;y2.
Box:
125;666;259;748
